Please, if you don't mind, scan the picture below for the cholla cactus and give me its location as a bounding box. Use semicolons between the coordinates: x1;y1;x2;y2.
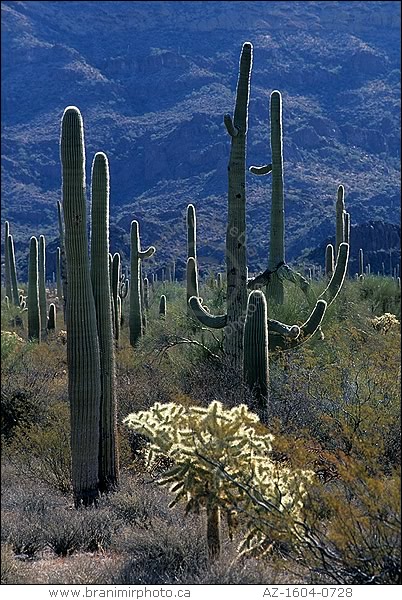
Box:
124;401;313;560
370;313;400;334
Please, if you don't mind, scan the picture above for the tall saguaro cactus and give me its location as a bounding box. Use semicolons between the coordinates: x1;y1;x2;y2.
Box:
335;185;345;255
189;42;253;368
28;236;40;342
8;234;20;306
325;244;334;278
243;291;269;424
187;203;197;261
57;200;68;320
4;221;12;300
61;106;101;507
129;220;155;347
56;247;62;300
248;91;312;305
265;91;284;303
90;152;119;493
38;235;47;337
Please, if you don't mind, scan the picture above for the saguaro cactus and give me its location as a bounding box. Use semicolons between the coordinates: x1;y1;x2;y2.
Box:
8;234;20;306
159;294;167;318
143;276;150;311
57;200;68;319
359;248;364;277
189;42;253;368
248;91;312;305
61;106;101;506
47;303;56;331
4;222;12;300
187;203;197;261
90;152;119;493
111;252;121;341
243;291;269;424
129;220;155;347
335;185;345;255
186;257;199;317
56;247;62;300
325;244;334;278
28;236;40;342
38;235;47;337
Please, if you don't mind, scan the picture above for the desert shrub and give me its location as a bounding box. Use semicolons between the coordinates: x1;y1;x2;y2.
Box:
5;512;47;558
6;402;72;493
1;544;28;584
26;553;125;585
358;276;401;317
44;507;119;556
115;513;207;584
298;457;401;584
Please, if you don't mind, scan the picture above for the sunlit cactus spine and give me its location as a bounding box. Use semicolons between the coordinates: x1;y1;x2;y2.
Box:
47;302;56;331
61;105;101;506
90;151;119;493
159;294;167;318
4;221;12;300
129;220;155;347
27;236;40;342
325;244;334;278
335;185;345;254
38;235;47;337
243;291;269;424
8;234;20;306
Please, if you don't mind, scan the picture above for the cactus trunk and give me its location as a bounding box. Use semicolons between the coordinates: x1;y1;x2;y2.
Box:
61;106;101;507
4;222;12;300
223;42;252;368
38;235;47;337
28;236;40;342
267;91;285;304
243;290;269;423
8;234;20;307
90;152;119;494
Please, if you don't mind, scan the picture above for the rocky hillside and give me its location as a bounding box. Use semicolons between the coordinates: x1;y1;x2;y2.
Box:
1;0;400;279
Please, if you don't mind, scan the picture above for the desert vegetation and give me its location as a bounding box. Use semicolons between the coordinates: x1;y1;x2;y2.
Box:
1;40;400;586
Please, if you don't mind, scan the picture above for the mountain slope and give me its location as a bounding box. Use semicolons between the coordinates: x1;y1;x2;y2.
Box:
1;1;400;279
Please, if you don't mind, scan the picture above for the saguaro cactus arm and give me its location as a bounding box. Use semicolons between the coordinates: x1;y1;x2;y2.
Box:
318;243;349;306
249;163;272;175
268;300;327;351
189;296;227;329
